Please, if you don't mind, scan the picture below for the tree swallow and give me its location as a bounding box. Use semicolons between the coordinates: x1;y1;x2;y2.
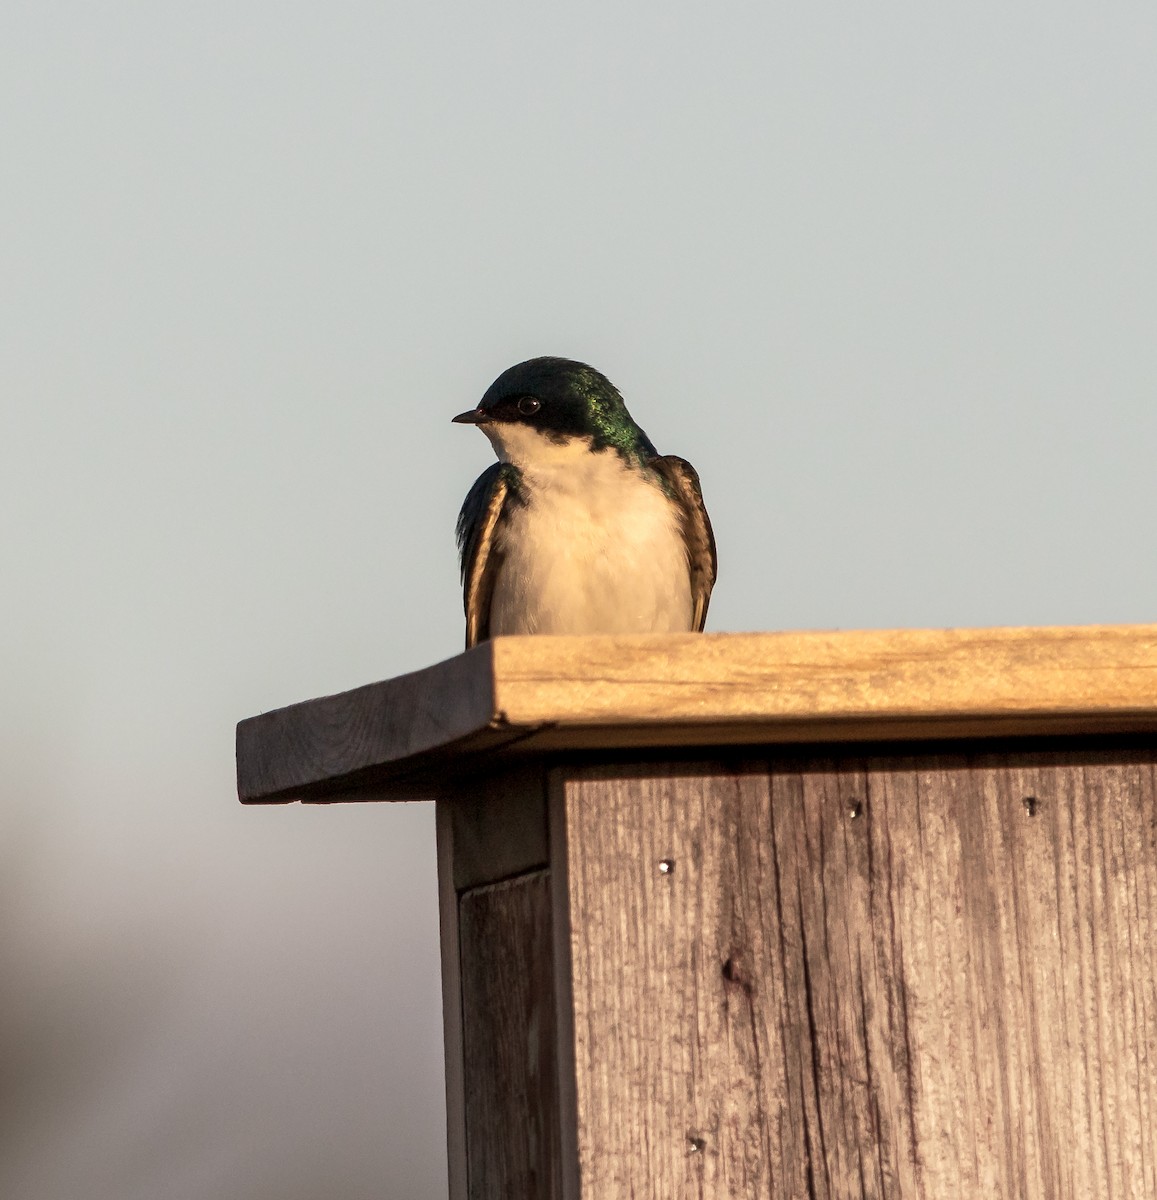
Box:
453;356;716;648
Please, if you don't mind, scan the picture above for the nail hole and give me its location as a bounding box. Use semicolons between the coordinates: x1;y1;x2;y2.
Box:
848;799;863;819
1023;796;1039;817
687;1134;706;1154
658;858;675;875
722;955;750;989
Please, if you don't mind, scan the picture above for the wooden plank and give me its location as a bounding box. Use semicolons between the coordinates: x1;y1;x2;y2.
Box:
459;871;561;1199
547;774;582;1200
555;751;1157;1198
440;769;550;1198
490;625;1157;727
235;644;501;803
237;625;1157;802
436;800;468;1200
448;765;549;892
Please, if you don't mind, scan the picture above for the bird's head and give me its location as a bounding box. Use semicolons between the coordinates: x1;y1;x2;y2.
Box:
453;357;657;466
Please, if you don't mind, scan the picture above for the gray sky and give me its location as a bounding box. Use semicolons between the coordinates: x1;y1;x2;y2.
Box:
3;2;1156;1196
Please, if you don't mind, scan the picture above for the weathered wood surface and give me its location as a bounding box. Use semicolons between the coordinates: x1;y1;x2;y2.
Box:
238;625;1157;802
447;766;549;892
554;752;1157;1199
436;800;468;1200
236;645;501;802
459;871;560;1200
494;625;1157;731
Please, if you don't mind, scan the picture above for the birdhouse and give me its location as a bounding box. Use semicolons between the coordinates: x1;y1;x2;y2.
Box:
236;626;1157;1199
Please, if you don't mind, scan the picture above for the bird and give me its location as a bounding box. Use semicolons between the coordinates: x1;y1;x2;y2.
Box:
453;356;716;649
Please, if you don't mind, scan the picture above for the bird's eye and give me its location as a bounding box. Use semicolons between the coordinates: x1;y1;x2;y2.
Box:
517;396;541;416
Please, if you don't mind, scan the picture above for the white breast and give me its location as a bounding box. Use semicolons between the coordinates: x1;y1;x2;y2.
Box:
484;430;694;636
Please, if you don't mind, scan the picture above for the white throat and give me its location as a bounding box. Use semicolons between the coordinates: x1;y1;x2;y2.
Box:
482;421;594;468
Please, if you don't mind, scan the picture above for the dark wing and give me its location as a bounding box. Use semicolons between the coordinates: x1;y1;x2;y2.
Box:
649;455;717;632
455;463;517;649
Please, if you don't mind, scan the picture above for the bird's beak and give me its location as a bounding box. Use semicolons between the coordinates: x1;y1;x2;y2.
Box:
452;407;490;425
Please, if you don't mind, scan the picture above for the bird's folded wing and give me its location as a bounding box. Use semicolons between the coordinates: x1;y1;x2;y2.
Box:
456;462;517;649
649;455;717;632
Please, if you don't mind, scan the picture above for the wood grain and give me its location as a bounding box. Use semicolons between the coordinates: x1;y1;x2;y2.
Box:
236;644;500;802
556;751;1157;1199
436;800;469;1200
491;625;1157;728
459;871;561;1200
448;765;549;892
237;626;1157;803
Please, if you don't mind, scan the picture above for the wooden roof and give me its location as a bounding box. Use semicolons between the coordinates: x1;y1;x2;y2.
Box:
236;625;1157;803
